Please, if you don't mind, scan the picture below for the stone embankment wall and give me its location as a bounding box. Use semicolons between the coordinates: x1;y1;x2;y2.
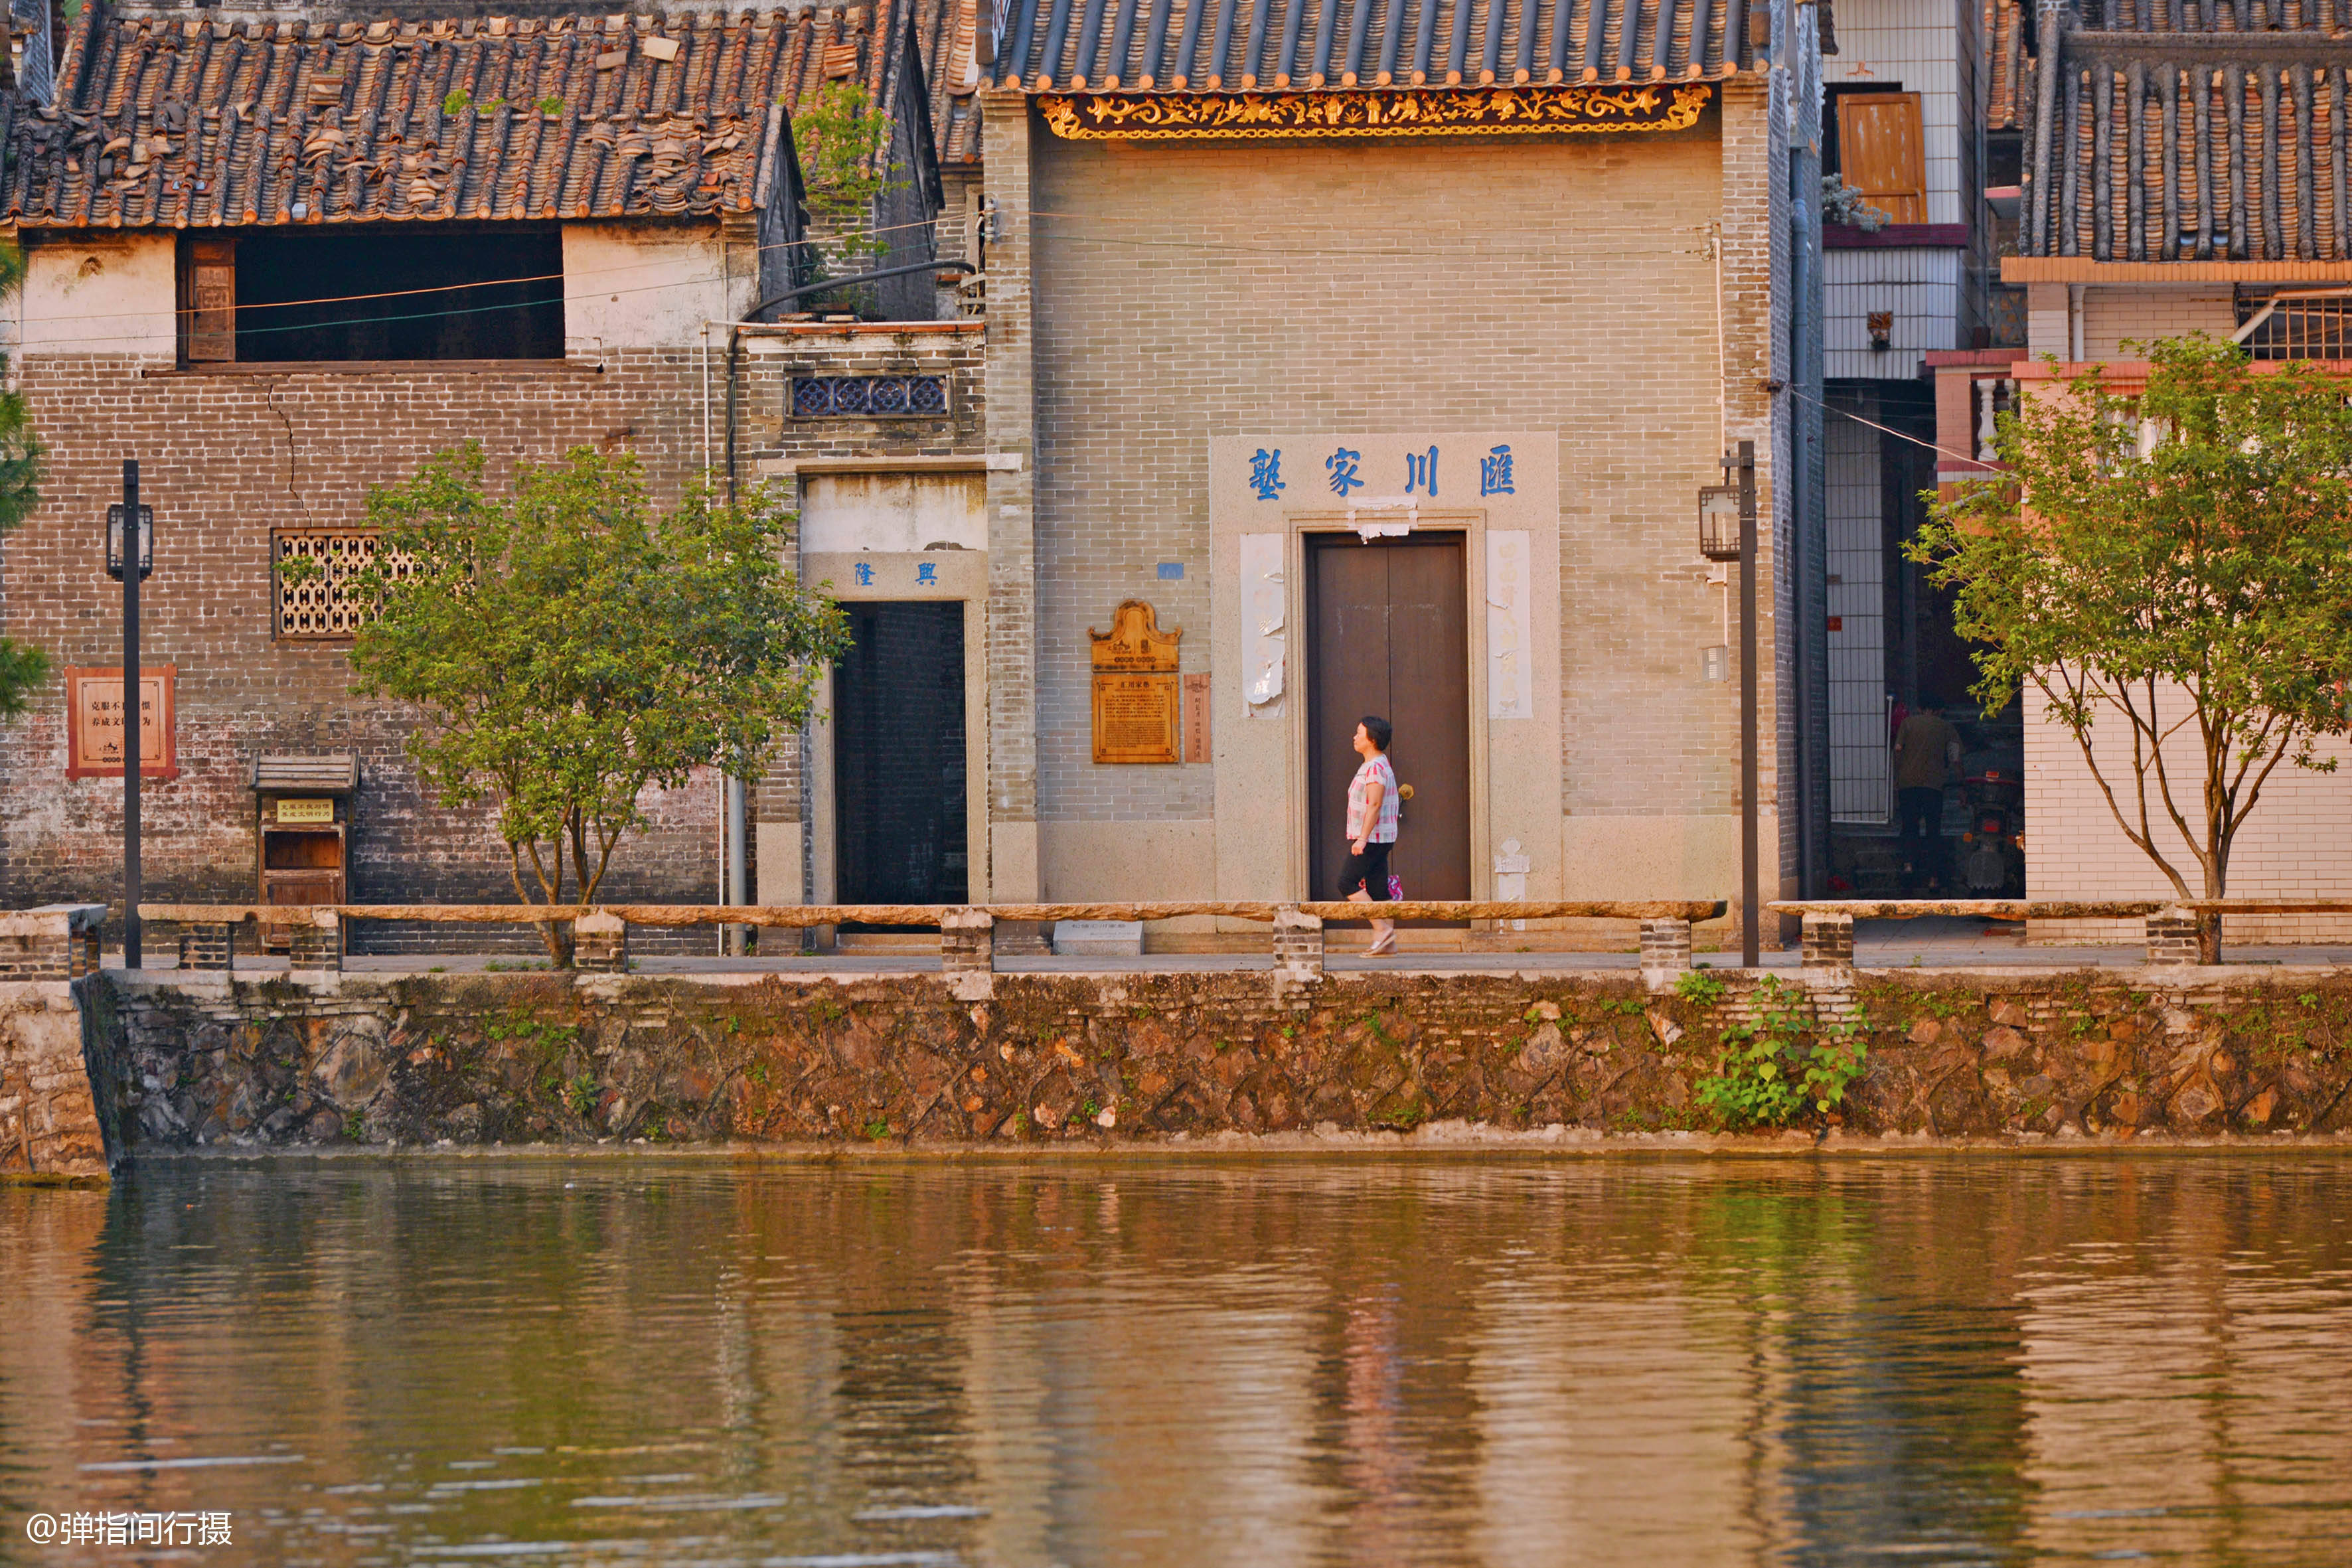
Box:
74;967;2352;1157
0;979;116;1180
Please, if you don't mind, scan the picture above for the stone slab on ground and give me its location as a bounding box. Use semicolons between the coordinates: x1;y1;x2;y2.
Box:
1052;920;1145;957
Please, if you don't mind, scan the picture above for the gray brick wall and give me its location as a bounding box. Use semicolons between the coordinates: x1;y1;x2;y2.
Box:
1022;94;1786;832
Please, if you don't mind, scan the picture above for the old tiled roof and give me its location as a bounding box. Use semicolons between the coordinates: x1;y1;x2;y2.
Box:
0;3;935;228
985;0;1749;91
917;0;983;165
2021;7;2352;260
1986;0;2033;132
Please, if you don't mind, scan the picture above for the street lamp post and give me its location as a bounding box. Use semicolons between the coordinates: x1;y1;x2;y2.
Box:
106;461;153;970
1699;442;1761;967
1735;441;1759;969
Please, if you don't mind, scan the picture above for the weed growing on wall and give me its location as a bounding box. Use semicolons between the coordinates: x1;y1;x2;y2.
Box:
1695;978;1869;1129
0;238;46;718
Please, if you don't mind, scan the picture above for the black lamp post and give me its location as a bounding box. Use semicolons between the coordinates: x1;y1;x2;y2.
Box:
1699;442;1760;967
107;462;153;970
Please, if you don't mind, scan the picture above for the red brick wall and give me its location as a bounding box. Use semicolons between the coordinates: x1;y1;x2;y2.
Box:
0;350;728;939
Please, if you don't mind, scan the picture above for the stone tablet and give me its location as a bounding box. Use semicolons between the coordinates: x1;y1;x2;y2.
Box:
1053;919;1144;957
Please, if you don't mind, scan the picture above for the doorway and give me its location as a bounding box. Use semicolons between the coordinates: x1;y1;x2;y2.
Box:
1304;533;1472;907
833;601;969;907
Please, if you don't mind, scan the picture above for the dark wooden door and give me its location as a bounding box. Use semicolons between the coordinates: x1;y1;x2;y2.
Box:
1305;533;1472;907
834;601;968;908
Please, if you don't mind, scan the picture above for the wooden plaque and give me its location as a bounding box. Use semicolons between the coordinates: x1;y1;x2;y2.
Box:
1182;672;1211;762
66;666;179;779
1093;672;1180;763
1089;599;1182;672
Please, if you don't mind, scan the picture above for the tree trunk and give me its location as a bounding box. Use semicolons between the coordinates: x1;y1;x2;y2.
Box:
2195;911;2222;965
2201;858;2227;965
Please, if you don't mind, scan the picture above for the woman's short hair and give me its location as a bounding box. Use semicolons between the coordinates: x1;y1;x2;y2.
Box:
1361;715;1393;751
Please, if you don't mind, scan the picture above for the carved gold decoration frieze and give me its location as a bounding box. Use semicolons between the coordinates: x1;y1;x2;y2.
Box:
1039;84;1711;141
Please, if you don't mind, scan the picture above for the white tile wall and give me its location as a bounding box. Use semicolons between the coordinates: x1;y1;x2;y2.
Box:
1826;408;1891;823
1825;246;1962;378
1834;0;1964;224
2025;286;2239;362
2082;287;2236;356
2027;682;2352;942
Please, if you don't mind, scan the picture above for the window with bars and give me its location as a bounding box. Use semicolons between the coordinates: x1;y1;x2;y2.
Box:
2235;293;2352;361
790;375;949;418
273;530;420;640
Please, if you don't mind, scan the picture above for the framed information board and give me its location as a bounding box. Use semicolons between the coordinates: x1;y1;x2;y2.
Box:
65;666;179;779
1089;600;1182;764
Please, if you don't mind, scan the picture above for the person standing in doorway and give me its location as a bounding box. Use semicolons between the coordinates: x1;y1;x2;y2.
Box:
1893;692;1963;893
1344;716;1400;956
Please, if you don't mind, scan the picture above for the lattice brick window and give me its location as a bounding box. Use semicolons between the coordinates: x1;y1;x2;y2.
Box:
790;375;949;418
273;530;419;640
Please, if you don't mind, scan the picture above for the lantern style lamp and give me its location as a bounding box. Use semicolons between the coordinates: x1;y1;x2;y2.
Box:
1697;484;1741;562
106;503;154;582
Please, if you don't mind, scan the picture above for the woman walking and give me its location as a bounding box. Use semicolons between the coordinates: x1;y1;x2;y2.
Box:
1342;715;1399;956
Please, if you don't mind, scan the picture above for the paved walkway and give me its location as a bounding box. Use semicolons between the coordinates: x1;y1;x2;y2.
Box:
114;918;2352;976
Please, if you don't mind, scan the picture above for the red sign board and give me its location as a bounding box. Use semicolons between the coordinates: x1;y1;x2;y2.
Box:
66;666;179;779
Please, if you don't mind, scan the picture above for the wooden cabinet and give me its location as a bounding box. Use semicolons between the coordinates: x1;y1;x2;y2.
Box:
254;755;357;949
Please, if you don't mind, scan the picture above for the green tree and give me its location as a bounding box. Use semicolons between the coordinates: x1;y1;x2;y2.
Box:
0;237;48;718
1913;334;2352;959
792;81;899;290
349;445;846;963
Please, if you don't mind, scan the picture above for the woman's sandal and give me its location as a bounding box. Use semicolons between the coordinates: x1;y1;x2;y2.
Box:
1365;932;1398;957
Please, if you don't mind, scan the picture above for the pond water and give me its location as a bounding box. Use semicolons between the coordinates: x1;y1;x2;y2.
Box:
5;1154;2352;1567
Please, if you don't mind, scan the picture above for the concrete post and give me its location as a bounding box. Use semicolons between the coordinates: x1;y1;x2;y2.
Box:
179;923;234;973
2145;907;2200;966
941;908;995;1000
1273;904;1324;982
289;911;342;973
573;913;628;973
0;906;108;980
1639;917;1693;984
1800;911;1855;970
941;909;994;975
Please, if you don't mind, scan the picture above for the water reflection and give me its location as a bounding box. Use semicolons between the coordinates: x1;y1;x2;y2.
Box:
4;1156;2352;1565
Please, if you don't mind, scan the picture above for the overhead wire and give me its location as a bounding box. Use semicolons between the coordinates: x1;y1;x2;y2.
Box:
1785;381;1986;467
10;205;1718;347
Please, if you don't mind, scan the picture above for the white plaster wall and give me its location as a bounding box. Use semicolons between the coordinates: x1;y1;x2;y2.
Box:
2026;684;2352;941
1830;0;1963;224
19;234;175;358
800;472;986;553
1824;246;1960;379
561;223;731;353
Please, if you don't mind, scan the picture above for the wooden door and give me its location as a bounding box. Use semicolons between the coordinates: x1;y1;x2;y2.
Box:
834;601;968;909
1839;92;1927;224
1304;533;1472;909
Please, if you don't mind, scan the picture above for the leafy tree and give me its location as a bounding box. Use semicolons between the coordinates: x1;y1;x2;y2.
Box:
348;445;846;963
791;81;900;289
1913;334;2352;959
0;237;47;718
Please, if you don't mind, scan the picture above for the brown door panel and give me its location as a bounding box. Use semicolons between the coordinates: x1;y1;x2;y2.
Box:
1306;534;1472;917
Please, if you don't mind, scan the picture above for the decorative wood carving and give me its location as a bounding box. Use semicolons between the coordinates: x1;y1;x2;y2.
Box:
1040;84;1710;141
1089;599;1184;671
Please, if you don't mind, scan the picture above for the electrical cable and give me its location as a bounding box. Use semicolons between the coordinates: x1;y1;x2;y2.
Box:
1784;381;1987;466
21;208;963;328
